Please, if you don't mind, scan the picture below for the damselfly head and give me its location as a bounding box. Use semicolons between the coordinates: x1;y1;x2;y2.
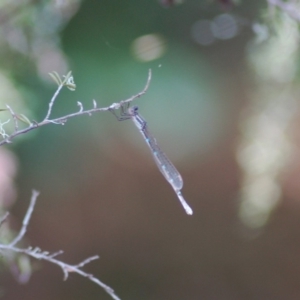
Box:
128;105;139;116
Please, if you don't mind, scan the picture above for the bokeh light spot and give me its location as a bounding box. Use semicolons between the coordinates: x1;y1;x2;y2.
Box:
131;34;167;62
191;20;215;46
211;13;238;40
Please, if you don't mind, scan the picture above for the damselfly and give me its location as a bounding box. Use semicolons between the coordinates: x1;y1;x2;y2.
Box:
110;104;193;215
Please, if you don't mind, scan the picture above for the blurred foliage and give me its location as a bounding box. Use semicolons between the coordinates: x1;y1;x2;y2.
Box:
0;0;81;289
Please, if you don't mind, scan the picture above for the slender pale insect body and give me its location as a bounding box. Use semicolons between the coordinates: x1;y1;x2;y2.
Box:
111;105;193;215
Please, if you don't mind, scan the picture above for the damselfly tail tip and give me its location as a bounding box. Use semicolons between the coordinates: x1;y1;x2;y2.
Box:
176;191;193;216
185;206;193;215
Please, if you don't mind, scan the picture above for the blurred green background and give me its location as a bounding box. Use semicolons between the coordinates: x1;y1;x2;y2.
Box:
2;0;300;299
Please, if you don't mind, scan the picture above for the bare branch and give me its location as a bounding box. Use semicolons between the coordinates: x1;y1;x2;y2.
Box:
0;244;121;300
0;69;152;147
43;83;64;121
0;211;9;226
108;68;152;110
8;190;39;247
0;191;121;300
44;71;74;121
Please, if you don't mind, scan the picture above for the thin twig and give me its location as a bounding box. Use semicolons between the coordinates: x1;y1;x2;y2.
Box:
43;83;64;121
8;190;39;247
48;250;64;258
75;255;99;268
0;212;9;226
77;101;84;112
6;105;18;131
108;68;152;110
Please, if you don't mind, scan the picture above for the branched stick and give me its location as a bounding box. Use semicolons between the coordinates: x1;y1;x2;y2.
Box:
44;71;75;121
0;70;152;299
0;190;121;300
0;69;152;147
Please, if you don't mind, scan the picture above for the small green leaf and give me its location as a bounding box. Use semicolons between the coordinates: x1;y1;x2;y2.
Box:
62;71;72;85
66;84;76;91
16;114;32;125
64;71;72;81
52;71;61;81
49;72;62;86
65;76;76;91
